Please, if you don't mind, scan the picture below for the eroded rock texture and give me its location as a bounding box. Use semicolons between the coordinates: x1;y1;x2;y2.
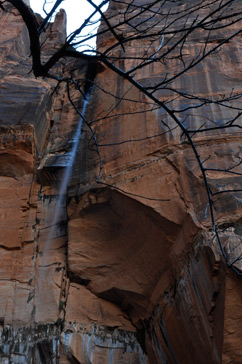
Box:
0;4;145;364
0;1;242;364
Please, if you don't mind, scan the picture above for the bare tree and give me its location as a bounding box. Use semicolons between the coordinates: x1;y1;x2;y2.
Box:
1;0;242;275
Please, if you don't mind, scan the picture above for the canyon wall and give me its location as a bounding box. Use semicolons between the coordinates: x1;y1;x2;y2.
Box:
0;1;242;363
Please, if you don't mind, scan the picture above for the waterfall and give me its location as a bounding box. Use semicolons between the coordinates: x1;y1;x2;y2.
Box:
46;96;89;245
34;93;90;325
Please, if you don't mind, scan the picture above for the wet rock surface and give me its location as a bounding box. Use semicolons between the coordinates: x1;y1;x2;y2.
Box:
0;324;61;364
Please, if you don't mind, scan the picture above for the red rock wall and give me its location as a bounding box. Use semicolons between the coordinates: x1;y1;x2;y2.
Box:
0;4;148;363
0;2;242;364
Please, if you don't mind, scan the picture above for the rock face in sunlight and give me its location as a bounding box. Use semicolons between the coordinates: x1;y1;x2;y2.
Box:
0;2;242;364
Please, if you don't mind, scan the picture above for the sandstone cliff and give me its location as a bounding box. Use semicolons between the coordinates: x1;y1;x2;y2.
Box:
0;1;242;364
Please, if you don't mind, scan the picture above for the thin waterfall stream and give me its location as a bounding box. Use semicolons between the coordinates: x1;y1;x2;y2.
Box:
47;96;89;244
35;81;94;327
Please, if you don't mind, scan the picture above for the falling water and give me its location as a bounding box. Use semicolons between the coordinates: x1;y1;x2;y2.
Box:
46;96;89;244
34;95;90;326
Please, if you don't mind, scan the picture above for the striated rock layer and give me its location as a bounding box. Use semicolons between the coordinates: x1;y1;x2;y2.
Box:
0;1;242;364
0;4;146;364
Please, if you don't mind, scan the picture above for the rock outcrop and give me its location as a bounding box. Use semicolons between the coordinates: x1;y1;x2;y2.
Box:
0;1;242;364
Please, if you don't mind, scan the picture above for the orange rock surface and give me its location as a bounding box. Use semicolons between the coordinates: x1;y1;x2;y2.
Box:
0;1;241;364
